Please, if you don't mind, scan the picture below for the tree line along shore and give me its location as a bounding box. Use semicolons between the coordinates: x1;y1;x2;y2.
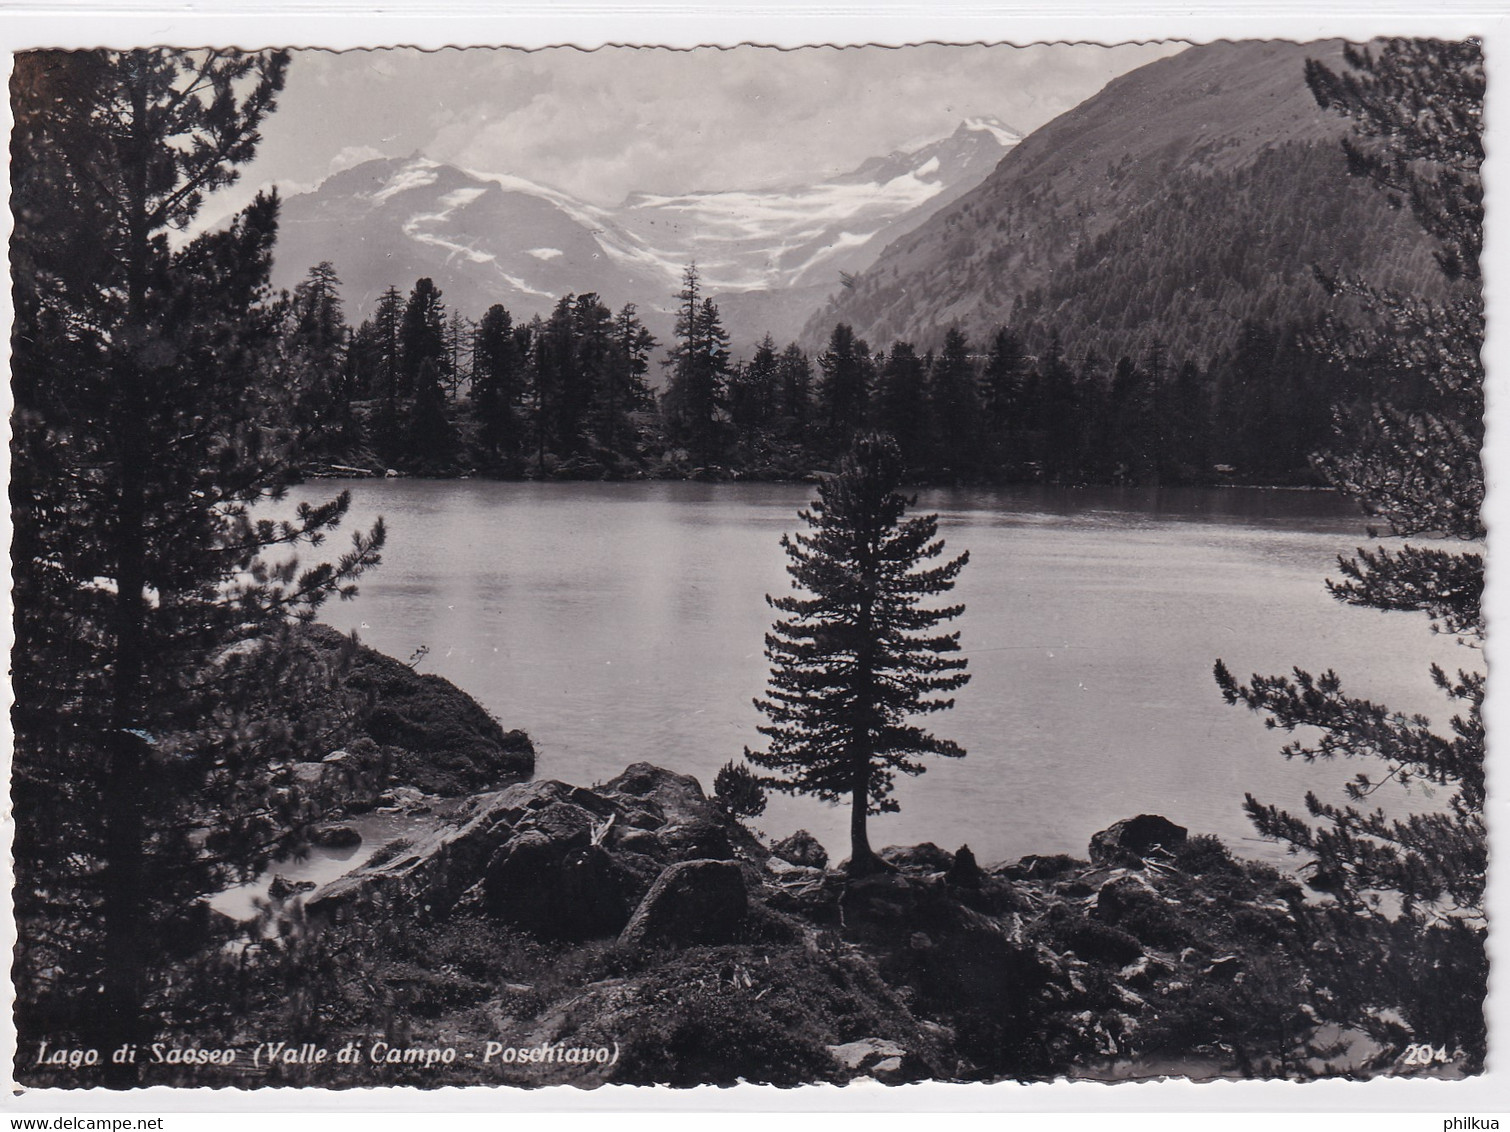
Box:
282;258;1384;490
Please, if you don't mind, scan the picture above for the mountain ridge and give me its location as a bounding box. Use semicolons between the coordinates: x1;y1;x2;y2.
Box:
801;39;1451;362
269;118;1020;354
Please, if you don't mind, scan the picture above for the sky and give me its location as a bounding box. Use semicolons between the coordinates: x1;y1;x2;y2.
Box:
229;41;1186;212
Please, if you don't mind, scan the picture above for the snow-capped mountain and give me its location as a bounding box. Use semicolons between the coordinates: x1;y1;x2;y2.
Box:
269;118;1019;354
272;155;674;335
615;118;1021;293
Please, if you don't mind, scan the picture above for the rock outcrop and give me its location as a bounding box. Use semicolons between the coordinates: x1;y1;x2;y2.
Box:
300;622;536;795
309;823;362;849
947;845;984;889
305;764;764;937
879;842;954;872
1088;814;1188;866
618;858;749;949
291;765;1320;1086
267;875;317;902
305;786;520;924
827;1037;928;1083
604;763;764;861
772;829;828;870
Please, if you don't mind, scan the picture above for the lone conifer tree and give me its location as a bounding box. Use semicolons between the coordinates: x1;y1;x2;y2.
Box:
747;433;969;874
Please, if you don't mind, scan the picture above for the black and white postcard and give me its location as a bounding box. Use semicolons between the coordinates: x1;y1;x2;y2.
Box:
5;9;1499;1112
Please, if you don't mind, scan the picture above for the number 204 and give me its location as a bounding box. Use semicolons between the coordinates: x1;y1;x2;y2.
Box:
1401;1043;1452;1065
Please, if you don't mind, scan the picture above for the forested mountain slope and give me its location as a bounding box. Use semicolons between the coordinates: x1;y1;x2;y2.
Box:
803;39;1451;360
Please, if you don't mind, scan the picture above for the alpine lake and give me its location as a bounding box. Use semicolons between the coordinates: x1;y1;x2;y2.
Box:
269;478;1469;878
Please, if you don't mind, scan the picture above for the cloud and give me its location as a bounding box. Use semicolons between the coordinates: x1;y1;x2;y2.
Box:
248;43;1185;207
451;45;1182;203
328;145;387;176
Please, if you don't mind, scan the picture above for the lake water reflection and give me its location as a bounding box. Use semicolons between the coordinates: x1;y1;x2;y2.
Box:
292;479;1467;870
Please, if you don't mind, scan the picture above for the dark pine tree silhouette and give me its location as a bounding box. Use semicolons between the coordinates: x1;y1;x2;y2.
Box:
1215;37;1485;1068
729;334;781;448
815;323;873;451
776;342;813;442
524;312;552;474
279;260;350;463
1164;357;1209;477
662;264;731;464
360;284;405;464
747;433;970;874
593;302;656;459
403;357;459;471
398;276;450;398
1108;349;1157;483
371;285;404;391
927;327;980;477
443;308;473;398
981;327;1027;474
875;341;929;469
471;303;525;469
530;299;578;468
11;47;384;1084
1036;335;1081;482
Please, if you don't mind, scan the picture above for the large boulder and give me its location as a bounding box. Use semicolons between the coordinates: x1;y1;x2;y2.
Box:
1090;874;1192;950
305;767;759;940
839;871;1051;1008
772;830;828;870
1049;913;1144;967
309;823;362;849
620;799;667;830
486;838;651;941
484;831;567;922
520;799;597;847
660;820;734;862
615;828;666;856
1093;875;1160;927
762;864;844;928
603;763;760;862
267;875;316;902
481;790;658;940
493;779;611;826
604;763;711;818
995;854;1085;882
1089;814;1188;866
879;843;954;872
305;779;608;927
304;784;521;924
839;872;923;936
299;622;535;794
826;1038;923;1084
947;845;984;889
619;859;749;949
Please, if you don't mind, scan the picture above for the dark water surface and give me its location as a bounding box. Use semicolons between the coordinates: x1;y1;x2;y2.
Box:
288;479;1467;869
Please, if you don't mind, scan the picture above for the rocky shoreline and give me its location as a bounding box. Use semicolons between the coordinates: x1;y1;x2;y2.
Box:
236;754;1398;1087
22;625;1436;1090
